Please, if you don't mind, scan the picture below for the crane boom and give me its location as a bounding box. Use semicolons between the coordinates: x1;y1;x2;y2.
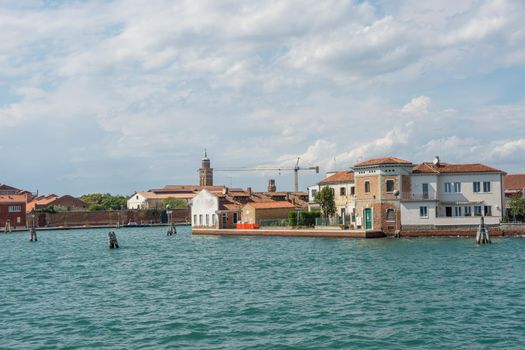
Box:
215;158;319;192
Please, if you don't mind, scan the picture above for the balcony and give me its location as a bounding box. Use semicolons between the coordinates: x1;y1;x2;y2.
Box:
401;192;437;201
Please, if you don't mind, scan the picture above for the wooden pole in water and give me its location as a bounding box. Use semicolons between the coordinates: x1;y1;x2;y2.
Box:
29;213;37;241
108;231;119;249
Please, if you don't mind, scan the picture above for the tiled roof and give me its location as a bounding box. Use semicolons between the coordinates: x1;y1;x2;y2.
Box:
413;162;503;174
504;174;525;191
135;192;195;200
354;157;412;167
0;194;27;203
0;184;22;192
319;171;354;184
245;201;296;209
156;185;225;192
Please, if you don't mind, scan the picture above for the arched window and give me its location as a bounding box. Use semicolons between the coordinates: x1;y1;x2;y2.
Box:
386;208;395;221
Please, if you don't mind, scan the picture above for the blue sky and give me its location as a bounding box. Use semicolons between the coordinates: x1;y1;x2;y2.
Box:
1;0;524;195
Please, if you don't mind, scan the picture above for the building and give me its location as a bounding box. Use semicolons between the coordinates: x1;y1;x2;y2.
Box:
0;194;27;229
0;184;22;195
316;171;356;224
26;195;88;212
503;174;525;218
190;187;307;229
199;150;213;186
353;157;413;233
400;158;505;229
127;185;225;209
242;201;296;225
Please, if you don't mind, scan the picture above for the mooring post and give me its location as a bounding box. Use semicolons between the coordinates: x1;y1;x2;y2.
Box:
476;216;491;244
29;228;37;242
167;223;177;236
108;231;119;249
5;220;12;233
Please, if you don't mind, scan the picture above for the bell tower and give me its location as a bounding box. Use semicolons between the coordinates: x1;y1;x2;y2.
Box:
199;149;213;186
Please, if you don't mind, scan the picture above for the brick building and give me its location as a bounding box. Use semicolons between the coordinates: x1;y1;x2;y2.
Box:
353;157;412;233
241;201;296;225
0;195;27;229
27;195;88;212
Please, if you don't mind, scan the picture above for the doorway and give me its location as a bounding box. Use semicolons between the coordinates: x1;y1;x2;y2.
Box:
364;208;373;230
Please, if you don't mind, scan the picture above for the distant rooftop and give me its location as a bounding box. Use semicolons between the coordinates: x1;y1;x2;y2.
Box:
354;157;412;167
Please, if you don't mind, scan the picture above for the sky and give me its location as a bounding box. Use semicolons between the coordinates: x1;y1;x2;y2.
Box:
1;0;525;195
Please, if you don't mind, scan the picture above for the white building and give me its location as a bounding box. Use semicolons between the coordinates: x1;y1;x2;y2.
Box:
400;159;505;228
127;192;193;209
189;189;220;228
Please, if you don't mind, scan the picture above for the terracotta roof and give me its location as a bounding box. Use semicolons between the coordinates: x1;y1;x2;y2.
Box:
0;194;27;203
354;157;412;167
156;185;225;192
504;174;525;191
219;202;241;211
0;184;22;192
413;162;503;174
245;201;296;209
135;192;194;200
319;171;354;184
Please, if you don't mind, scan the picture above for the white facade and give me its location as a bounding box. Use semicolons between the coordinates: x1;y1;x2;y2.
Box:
127;193;149;209
189;190;219;228
401;172;504;227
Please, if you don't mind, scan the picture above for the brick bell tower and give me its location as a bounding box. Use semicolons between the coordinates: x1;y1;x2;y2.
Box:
199;149;213;186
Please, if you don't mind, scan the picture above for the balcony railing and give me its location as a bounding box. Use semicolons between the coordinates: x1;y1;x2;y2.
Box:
401;192;437;201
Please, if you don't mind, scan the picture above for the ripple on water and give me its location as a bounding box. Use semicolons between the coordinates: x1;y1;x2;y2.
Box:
0;228;524;349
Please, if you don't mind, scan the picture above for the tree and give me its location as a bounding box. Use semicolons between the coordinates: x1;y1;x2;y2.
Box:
508;194;525;221
315;186;336;219
81;193;128;211
162;198;187;209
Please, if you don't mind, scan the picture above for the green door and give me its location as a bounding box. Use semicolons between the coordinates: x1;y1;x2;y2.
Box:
364;208;372;230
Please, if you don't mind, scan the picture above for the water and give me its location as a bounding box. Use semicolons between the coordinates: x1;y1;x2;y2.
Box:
1;227;524;349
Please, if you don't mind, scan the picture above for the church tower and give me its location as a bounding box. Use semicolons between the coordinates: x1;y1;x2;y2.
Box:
199;150;213;186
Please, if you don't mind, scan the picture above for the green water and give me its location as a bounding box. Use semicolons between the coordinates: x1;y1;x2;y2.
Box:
1;227;524;349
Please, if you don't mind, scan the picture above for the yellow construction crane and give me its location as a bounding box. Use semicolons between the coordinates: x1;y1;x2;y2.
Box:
215;157;319;193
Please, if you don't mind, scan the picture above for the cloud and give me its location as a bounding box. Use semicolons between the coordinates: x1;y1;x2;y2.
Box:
401;96;431;114
0;0;524;194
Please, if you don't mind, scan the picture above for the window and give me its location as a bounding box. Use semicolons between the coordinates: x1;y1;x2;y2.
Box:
8;205;21;213
419;206;428;218
193;215;197;225
330;188;335;196
364;181;370;193
473;182;481;193
474;206;482;216
311;189;317;197
222;213;227;225
233;212;238;223
206;214;209;226
350;187;355;195
464;206;472;216
445;207;452;217
386;208;395;221
386;180;395;193
136;195;139;200
212;214;216;225
17;217;21;224
454;182;461;193
340;187;346;196
483;181;491;193
454;207;462;217
444;183;452;192
422;183;429;199
484;206;492;216
199;215;203;225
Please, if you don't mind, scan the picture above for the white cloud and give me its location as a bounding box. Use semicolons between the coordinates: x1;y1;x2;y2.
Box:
401;96;431;114
0;0;525;194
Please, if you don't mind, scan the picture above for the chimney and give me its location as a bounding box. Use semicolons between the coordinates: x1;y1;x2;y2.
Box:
268;179;276;192
247;187;252;195
433;156;440;166
222;187;229;195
